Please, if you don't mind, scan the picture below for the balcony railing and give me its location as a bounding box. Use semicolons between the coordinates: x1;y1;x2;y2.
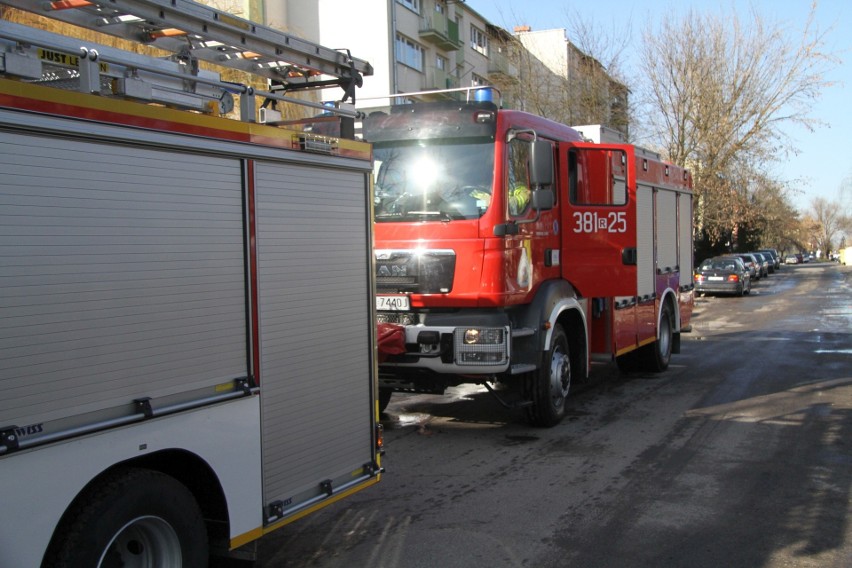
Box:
424;66;460;95
487;49;517;79
419;11;461;51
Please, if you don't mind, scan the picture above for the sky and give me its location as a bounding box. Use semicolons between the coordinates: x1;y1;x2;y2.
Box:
466;0;851;214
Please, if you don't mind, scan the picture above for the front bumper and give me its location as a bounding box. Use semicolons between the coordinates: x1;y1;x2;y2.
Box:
696;282;742;295
378;320;511;374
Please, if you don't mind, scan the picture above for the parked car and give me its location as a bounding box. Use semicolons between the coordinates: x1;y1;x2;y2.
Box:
695;256;751;296
757;249;780;270
750;252;770;277
785;254;799;264
752;251;775;276
734;253;760;280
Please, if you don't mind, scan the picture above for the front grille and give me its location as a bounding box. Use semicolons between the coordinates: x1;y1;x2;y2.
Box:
376;255;417;287
376;312;416;325
375;249;455;293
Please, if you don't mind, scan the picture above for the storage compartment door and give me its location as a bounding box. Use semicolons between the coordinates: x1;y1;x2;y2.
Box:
0;131;247;432
254;161;375;522
679;192;694;287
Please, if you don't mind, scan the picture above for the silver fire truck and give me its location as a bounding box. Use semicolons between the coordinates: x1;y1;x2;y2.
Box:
0;1;381;565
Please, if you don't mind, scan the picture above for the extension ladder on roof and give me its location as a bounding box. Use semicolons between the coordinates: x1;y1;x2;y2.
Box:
1;0;371;88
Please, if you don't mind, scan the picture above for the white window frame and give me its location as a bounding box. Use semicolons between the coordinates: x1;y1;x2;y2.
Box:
396;34;425;72
396;0;420;14
471;73;489;87
470;25;488;56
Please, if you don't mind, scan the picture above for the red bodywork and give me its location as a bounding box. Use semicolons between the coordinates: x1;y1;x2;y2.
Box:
373;106;693;367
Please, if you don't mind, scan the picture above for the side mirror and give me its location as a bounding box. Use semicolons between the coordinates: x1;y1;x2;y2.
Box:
531;188;554;211
529;140;553;187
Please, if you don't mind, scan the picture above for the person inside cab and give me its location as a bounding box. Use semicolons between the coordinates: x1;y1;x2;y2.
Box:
507;137;532;217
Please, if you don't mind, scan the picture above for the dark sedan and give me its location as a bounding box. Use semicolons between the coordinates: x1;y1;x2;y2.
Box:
695;256;751;296
734;253;760;281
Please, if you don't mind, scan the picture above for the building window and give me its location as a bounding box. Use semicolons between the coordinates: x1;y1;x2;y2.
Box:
470;25;488;56
436;54;448;70
396;0;420;14
396;34;424;71
471;73;489;87
435;1;445;14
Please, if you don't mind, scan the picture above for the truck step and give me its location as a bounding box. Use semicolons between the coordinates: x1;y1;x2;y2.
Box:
512;327;536;338
510;364;537;374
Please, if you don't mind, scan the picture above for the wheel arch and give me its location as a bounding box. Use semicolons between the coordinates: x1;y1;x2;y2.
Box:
658;288;680;333
510;280;589;381
43;449;229;563
553;305;589;380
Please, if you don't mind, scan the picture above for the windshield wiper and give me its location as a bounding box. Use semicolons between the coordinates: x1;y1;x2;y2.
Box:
375;210;459;222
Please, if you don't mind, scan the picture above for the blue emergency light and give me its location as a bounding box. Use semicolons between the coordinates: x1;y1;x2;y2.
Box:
473;88;494;103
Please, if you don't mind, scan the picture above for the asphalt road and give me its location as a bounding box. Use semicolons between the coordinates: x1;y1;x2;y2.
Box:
257;262;852;568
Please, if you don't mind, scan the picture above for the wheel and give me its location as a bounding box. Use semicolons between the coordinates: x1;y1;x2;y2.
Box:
640;302;673;372
44;467;208;568
525;324;571;427
378;387;393;413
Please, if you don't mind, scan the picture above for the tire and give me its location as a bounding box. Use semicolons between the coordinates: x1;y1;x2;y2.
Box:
640;302;673;372
44;467;208;568
378;388;393;413
525;324;571;427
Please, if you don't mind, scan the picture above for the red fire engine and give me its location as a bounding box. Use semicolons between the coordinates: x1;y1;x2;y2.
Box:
368;88;694;427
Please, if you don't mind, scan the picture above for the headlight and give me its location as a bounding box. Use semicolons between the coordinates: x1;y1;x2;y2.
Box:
455;327;508;365
463;328;503;344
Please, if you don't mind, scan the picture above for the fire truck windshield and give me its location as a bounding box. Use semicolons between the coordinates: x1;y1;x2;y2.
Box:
373;140;495;222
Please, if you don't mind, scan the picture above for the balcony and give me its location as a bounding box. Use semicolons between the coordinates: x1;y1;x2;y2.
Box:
419;12;461;51
487;49;517;81
421;66;460;98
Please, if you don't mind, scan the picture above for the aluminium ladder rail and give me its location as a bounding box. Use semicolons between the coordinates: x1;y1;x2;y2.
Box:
0;0;372;93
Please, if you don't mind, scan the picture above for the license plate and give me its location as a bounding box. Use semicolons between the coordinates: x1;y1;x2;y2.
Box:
377;295;410;311
708;276;724;281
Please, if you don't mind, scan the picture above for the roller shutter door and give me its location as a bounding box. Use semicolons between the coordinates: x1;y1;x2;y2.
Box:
0;131;247;429
254;161;373;508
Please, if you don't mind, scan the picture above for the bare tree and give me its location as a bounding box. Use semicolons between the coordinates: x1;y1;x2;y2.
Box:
639;2;838;247
808;197;842;253
749;174;801;253
492;12;632;134
563;9;633;134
